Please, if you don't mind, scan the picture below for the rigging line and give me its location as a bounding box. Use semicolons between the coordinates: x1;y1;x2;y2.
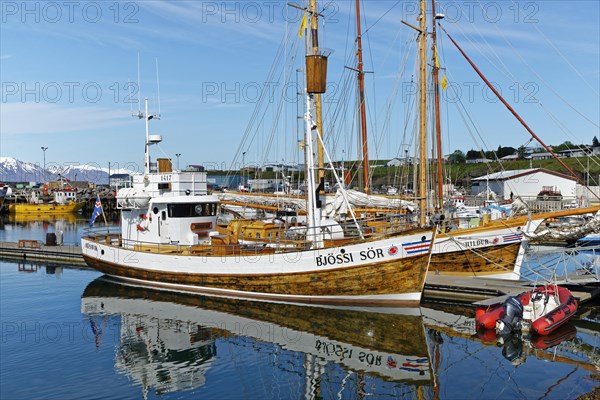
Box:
491;10;599;128
327;54;356;137
360;0;379;144
441;24;600;201
449;18;517;83
325;63;355;157
455;5;518;83
227;29;293;177
445;76;488;160
261;38;301;165
362;0;402;36
245;30;295;150
514;0;599;98
382;35;417;157
250;29;299;167
261;31;300;163
449;19;600;148
541;107;600;171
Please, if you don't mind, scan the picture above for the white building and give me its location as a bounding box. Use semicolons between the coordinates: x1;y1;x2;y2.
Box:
470;168;577;200
261;163;302;173
500;153;519;161
466;158;493;164
386;157;414;167
530;152;553;160
558;148;590;158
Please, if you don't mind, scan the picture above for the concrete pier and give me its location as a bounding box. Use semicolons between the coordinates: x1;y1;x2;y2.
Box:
0;241;85;266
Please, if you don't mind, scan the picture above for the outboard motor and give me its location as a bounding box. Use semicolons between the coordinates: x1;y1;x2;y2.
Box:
495;296;524;336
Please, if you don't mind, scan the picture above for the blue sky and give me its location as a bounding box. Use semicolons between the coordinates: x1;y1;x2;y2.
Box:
1;0;598;173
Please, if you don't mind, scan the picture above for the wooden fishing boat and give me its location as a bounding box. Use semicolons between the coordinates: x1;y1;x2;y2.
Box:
81;46;435;306
475;285;578;336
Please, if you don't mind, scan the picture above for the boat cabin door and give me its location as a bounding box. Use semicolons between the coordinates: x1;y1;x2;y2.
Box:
158;209;171;243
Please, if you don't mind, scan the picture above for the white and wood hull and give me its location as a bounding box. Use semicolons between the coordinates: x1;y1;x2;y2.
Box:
430;224;528;280
81;230;433;306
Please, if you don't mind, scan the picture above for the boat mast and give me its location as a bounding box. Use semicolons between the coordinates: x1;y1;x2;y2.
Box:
308;0;326;186
355;0;370;193
303;1;330;248
431;0;444;210
305;93;321;247
418;0;428;226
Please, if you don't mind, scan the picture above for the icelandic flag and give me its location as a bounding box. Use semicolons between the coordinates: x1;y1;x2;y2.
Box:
89;196;103;227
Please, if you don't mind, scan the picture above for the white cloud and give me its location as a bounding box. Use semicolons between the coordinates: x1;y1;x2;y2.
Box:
0;103;129;135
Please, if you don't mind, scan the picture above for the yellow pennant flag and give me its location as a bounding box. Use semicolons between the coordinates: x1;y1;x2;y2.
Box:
299;140;305;150
299;14;307;37
441;74;448;90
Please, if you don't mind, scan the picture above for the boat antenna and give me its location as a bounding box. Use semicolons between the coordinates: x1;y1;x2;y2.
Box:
144;97;150;174
155;58;161;118
128;76;133;114
133;53;143;119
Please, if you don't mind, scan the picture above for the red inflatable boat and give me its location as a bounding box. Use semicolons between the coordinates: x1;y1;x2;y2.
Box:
475;285;578;336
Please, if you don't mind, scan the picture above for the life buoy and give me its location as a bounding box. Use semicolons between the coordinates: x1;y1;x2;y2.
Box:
137;213;150;231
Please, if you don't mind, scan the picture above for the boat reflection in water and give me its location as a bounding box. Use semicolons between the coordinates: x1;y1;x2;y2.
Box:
81;277;433;397
7;212;79;225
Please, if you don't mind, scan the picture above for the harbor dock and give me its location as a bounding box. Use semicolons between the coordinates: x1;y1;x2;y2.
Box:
0;241;85;266
1;240;598;305
424;273;600;306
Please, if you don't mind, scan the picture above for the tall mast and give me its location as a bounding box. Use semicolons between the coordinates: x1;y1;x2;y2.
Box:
308;0;325;185
355;0;370;193
431;0;444;209
303;0;332;248
305;94;321;247
418;0;428;226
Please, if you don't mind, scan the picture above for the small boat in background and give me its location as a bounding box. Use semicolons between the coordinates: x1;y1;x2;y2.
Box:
575;233;600;247
475;285;578;336
8;187;85;214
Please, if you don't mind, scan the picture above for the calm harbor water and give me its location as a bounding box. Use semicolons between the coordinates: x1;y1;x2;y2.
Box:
1;215;599;399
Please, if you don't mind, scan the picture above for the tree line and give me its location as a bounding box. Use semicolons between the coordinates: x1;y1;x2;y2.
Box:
446;137;599;164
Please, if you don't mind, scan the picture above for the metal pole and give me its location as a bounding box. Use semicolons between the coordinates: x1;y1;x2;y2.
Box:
41;146;48;182
175;153;181;170
242;151;246;191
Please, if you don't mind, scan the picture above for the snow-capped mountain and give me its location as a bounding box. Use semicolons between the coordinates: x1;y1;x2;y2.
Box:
0;157;138;184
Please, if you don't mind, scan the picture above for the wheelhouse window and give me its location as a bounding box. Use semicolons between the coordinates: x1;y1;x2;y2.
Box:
167;203;217;218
